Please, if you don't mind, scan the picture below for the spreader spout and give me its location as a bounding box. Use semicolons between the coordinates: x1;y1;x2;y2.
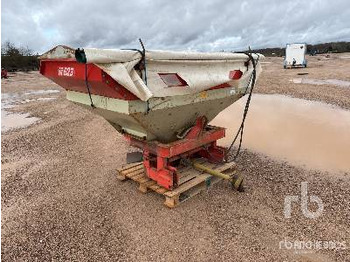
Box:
75;48;87;63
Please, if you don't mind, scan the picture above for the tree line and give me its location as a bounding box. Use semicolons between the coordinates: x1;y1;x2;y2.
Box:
1;41;39;71
249;41;350;57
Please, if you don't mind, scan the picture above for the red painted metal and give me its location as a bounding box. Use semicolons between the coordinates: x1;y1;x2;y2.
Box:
229;70;243;80
208;70;243;90
209;82;231;90
40;59;138;100
158;73;188;87
125;119;226;190
185;116;207;139
1;68;8;79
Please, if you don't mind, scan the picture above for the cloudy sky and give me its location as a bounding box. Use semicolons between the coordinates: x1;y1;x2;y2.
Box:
2;0;350;53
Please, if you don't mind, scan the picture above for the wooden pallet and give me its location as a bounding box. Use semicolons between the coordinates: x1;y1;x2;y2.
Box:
116;159;236;208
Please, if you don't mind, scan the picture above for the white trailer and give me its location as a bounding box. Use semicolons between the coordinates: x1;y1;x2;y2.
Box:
284;43;307;68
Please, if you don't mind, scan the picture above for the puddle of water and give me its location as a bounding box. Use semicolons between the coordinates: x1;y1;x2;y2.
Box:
1;110;40;132
2;93;17;108
211;94;350;174
37;97;56;101
19;97;57;104
291;78;350;87
24;89;60;95
1;93;41;132
20;99;36;104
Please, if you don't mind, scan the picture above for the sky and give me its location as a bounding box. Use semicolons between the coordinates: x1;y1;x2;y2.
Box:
1;0;350;54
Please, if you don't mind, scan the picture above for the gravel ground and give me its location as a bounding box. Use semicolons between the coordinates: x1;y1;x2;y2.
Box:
1;54;350;261
257;54;350;110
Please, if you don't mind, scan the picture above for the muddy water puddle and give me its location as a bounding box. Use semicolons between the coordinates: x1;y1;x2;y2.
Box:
211;94;350;174
1;93;39;132
1;91;59;132
24;89;60;95
1;110;40;132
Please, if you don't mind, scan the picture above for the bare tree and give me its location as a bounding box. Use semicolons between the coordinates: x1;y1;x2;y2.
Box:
1;41;33;56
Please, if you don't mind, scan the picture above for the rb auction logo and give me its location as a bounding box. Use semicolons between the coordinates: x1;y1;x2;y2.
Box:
284;182;324;219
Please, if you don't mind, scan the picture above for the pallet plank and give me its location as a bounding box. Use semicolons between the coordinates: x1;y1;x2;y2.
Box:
142;180;158;187
117;162;143;172
178;173;198;185
149;184;161;191
132;173;146;180
125;169;144;179
156;187;168;194
121;165;144;175
116;159;236;208
164;174;210;198
138;177;151;184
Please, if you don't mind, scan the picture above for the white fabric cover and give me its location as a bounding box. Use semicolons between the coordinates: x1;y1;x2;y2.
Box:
41;46;262;101
85;49;262;101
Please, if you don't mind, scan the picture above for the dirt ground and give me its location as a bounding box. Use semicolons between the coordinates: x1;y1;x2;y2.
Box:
1;54;350;261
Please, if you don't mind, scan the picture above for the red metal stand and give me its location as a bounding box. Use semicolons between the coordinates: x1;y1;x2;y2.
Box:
124;117;226;190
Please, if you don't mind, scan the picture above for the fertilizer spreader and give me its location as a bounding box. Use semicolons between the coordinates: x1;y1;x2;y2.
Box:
39;44;262;206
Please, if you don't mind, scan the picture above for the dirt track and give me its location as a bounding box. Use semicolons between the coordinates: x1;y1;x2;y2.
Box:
1;54;350;261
